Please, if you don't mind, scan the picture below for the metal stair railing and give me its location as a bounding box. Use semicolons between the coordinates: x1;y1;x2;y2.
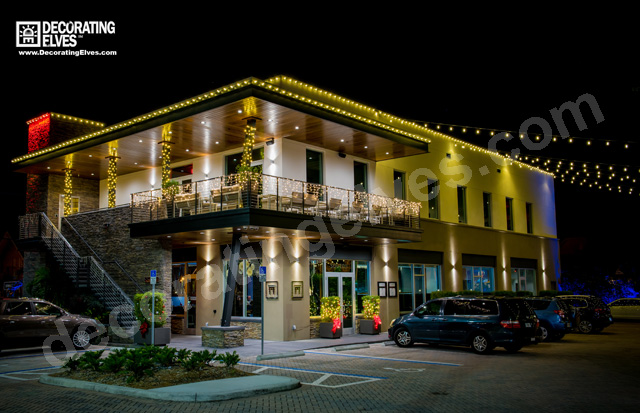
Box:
19;213;135;327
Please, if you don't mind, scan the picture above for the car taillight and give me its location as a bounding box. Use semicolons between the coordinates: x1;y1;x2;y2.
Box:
554;309;565;318
500;320;521;329
536;319;540;329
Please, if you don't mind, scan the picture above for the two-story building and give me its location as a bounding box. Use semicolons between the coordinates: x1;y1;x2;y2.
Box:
13;75;560;341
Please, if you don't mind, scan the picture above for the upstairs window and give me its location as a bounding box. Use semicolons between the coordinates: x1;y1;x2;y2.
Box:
506;197;514;231
483;192;492;227
457;186;467;224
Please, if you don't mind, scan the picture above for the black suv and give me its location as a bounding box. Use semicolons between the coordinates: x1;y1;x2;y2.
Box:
389;296;539;354
556;295;613;333
0;298;104;352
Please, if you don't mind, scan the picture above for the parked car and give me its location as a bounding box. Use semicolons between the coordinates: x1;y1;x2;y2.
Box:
0;298;104;352
556;295;613;333
608;298;640;320
525;297;571;341
389;296;539;354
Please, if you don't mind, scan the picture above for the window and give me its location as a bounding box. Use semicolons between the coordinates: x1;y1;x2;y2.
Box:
354;161;368;193
526;202;533;234
225;148;264;175
506;197;514;231
355;261;369;313
416;300;442;316
511;268;537;293
224;259;263;318
1;301;32;315
462;266;495;293
399;263;442;312
483;192;492;227
34;302;63;316
393;170;406;199
309;259;323;316
444;299;499;316
306;149;323;185
428;179;440;219
457;186;467;223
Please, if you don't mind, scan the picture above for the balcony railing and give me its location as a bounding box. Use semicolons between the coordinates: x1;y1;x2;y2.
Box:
130;172;421;229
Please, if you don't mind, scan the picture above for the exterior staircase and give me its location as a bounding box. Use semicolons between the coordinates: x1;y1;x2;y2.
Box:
19;212;136;328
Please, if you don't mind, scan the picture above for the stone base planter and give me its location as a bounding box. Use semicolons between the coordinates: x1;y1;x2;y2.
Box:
201;326;245;348
359;319;381;335
133;327;171;346
319;322;342;339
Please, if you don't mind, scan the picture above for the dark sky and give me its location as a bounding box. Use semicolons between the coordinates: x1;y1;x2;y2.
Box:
4;14;639;266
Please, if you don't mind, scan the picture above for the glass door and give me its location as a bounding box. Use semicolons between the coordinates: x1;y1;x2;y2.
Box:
324;260;355;335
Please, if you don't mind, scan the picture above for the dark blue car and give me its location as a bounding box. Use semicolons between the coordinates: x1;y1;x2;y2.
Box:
525;297;571;341
388;296;539;354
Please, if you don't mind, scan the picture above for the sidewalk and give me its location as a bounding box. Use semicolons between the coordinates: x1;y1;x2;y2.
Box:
161;332;392;358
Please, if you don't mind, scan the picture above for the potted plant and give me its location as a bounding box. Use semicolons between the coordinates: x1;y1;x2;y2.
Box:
319;296;342;338
359;295;381;335
162;179;181;218
133;291;171;345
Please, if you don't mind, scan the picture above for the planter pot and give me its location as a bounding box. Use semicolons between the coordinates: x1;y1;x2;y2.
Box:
319;322;342;339
359;319;381;335
133;326;171;346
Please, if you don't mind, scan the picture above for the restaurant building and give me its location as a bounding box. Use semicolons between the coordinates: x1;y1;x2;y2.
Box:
13;76;560;341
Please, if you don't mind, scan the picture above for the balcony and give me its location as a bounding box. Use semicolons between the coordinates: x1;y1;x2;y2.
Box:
131;172;421;232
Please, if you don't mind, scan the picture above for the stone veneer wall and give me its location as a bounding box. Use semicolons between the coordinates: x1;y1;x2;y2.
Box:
62;206;172;306
309;316;321;338
201;327;245;348
230;317;262;339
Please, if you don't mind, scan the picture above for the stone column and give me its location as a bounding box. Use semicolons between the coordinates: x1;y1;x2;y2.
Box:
63;161;73;216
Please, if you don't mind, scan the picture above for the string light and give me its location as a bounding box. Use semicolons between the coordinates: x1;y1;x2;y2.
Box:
63;161;73;216
107;146;119;208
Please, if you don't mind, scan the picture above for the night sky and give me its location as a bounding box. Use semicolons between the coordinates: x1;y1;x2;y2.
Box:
4;14;639;273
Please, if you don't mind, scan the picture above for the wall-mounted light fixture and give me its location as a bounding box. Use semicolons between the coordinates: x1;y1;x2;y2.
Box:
266;137;275;146
338;152;346;158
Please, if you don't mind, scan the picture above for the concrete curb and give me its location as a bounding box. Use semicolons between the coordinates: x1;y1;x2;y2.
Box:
256;350;305;361
39;373;300;402
333;343;370;351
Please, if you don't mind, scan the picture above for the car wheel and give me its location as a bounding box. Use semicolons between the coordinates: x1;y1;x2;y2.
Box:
470;332;494;355
538;324;549;342
578;319;594;334
71;327;94;350
393;328;414;347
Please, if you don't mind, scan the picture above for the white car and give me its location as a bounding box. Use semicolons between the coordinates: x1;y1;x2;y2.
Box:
608;298;640;320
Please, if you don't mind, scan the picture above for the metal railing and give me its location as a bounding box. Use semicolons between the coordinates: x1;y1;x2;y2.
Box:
19;213;136;327
131;172;421;229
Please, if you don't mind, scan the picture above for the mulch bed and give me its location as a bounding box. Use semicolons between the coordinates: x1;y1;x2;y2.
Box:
52;366;253;389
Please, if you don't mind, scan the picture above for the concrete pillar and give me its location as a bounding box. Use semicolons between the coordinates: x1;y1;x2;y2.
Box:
195;244;224;332
371;243;398;333
261;237;310;341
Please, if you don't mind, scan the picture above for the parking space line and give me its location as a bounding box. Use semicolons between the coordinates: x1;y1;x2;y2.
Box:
303;351;462;366
239;362;388;380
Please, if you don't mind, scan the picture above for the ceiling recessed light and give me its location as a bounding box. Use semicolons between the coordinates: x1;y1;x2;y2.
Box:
47;166;50;169
215;141;219;144
211;238;215;241
91;173;94;176
238;110;243;114
340;139;344;142
186;149;190;152
89;155;92;157
201;121;206;124
295;126;299;130
200;232;204;234
139;140;143;143
386;152;389;155
134;162;138;165
364;146;368;149
167;235;172;238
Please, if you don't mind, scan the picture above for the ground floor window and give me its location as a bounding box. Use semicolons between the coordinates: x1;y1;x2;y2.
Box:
463;266;495;293
309;259;323;316
171;262;197;329
223;258;262;317
511;268;536;293
399;263;442;312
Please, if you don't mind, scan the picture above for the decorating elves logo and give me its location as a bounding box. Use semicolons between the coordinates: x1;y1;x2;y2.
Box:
16;21;115;48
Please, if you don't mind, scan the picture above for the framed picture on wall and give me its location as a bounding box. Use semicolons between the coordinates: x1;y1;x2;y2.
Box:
292;281;303;299
266;281;278;299
377;281;387;297
388;282;397;297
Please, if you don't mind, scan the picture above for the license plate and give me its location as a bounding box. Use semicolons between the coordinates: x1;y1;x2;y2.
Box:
525;323;532;328
531;337;536;342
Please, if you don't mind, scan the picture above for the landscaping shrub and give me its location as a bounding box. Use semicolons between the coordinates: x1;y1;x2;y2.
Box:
100;349;129;373
494;290;516;297
78;349;105;372
154;346;177;367
182;350;217;371
133;291;167;327
124;348;156;383
217;351;241;367
62;354;82;372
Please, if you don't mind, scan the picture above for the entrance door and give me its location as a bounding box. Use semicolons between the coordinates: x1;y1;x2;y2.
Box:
324;260;355;335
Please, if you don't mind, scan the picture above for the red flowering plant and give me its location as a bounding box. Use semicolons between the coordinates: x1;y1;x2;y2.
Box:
134;292;167;335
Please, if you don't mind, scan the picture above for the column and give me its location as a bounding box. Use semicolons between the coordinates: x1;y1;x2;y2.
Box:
106;146;120;208
196;243;224;331
63;160;73;216
160;125;174;191
371;244;399;333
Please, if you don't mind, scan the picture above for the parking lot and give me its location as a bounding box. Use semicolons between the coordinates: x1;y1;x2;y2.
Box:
0;321;638;412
